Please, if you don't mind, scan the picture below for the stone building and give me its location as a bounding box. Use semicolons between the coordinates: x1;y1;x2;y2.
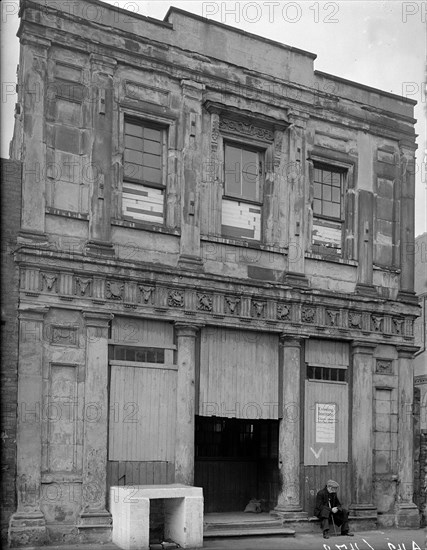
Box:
7;0;421;544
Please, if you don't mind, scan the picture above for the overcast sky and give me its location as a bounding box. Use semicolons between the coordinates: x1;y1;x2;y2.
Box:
1;0;426;235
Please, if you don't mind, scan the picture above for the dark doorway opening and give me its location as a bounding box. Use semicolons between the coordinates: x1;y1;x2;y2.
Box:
194;416;279;513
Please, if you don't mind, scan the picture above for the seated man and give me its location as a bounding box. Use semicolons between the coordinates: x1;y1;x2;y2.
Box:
314;480;354;539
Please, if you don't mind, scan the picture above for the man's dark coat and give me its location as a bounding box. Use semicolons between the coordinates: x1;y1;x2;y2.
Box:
314;486;343;519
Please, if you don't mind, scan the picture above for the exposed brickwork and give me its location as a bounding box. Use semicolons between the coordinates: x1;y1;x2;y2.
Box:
1;159;21;543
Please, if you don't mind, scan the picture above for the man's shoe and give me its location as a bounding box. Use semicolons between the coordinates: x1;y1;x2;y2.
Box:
342;531;354;536
323;531;330;539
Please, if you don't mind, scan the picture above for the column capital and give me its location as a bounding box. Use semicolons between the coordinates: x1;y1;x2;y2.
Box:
20;34;51;51
18;307;49;322
352;341;377;354
279;334;307;347
89;53;117;73
174;322;203;338
83;312;113;328
396;344;419;358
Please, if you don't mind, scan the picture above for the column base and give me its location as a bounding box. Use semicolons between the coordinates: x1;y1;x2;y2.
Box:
349;503;377;517
77;510;112;543
396;290;419;305
273;506;308;520
282;271;309;288
355;283;378;297
85;240;115;258
178;254;204;271
395;503;420;529
8;511;48;546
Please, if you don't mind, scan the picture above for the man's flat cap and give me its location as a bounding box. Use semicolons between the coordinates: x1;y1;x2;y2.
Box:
326;480;339;488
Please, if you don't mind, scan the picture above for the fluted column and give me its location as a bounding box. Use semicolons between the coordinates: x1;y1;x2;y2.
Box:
275;335;306;516
395;345;420;527
9;308;49;546
350;342;377;517
78;312;113;541
174;323;201;485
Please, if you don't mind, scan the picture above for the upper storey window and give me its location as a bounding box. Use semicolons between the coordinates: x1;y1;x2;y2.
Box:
221;142;264;241
312;161;347;256
313;165;344;220
122;119;166;224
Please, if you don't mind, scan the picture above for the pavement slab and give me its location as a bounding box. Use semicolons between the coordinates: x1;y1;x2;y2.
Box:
9;529;427;550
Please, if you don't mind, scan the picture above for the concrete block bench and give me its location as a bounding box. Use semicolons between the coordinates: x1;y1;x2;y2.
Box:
110;484;203;550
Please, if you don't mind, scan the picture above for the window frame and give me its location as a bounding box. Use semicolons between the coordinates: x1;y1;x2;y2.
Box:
223;140;265;206
121;115;168;225
312;162;346;223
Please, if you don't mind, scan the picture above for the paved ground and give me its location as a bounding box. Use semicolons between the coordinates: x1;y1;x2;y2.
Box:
9;529;427;550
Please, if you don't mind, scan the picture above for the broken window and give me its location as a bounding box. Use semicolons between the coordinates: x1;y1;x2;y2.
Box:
312;162;346;256
221;142;264;241
122;119;167;224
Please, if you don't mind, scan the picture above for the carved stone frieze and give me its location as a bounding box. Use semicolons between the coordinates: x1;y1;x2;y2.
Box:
75;277;92;297
41;272;58;293
301;307;315;324
326;309;339;326
168;289;184;308
219;118;274;141
376;359;393;375
372;315;384;332
139;285;154;304
225;296;240;314
251;300;265;318
197;293;213;312
392;317;404;335
277;303;291;321
106;281;124;301
349;312;362;329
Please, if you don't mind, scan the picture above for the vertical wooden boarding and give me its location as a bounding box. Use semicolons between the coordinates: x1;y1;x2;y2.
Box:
303;339;350;514
198;328;279;419
109;363;177;462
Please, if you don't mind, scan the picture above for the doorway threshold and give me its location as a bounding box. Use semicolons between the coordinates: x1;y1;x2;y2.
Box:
203;512;295;538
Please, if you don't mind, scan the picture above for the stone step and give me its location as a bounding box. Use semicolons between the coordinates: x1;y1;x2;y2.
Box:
204;526;296;538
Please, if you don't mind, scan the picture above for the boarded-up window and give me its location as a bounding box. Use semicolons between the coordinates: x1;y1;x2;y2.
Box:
122;120;166;223
198;328;279;419
222;143;263;241
304;339;349;465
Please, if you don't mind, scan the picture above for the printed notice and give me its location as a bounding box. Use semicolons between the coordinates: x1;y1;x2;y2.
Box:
315;403;336;444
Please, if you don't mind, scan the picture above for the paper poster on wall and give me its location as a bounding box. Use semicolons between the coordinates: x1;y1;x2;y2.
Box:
315;403;336;444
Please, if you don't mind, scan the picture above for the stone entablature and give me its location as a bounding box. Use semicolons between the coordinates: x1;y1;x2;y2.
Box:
16;248;417;345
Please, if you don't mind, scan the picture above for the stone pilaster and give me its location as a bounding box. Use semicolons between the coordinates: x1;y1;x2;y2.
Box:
18;34;51;241
78;312;113;542
174;323;201;485
275;335;307;517
86;54;117;258
350;342;377;518
395;345;420;528
355;190;377;297
397;146;417;304
9;308;49;546
178;80;205;270
285;112;309;287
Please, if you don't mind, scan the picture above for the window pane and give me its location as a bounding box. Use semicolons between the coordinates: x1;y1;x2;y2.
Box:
332;186;341;203
331;172;341;186
330;202;341;218
125;149;143;166
142;166;162;184
144;139;161;155
125;134;143;151
143;152;161;169
143;127;161;142
313;199;322;215
225;145;242;196
314;168;322;183
125;123;143;137
314;182;322;199
124;162;143;181
322;185;332;201
323;201;334;217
